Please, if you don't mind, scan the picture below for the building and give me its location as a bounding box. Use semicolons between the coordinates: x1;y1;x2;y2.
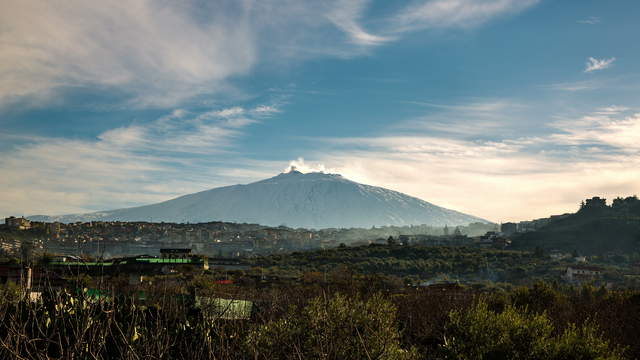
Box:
48;222;61;239
574;256;587;263
492;237;512;249
549;251;570;260
500;222;517;236
159;248;192;259
5;216;31;230
475;231;511;249
564;265;603;282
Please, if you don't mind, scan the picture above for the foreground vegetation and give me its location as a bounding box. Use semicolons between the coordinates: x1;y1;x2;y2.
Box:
0;279;638;359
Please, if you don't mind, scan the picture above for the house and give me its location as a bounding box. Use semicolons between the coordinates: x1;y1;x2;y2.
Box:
475;231;511;249
564;265;603;282
159;248;192;259
4;216;31;230
549;251;570;260
500;222;517;236
48;222;61;238
492;237;512;249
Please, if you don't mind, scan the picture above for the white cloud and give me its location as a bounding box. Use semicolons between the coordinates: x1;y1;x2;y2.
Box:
0;104;279;218
251;105;281;115
594;105;629;115
578;16;601;25
0;0;384;108
390;0;539;33
98;126;147;146
547;80;599;92
0;0;542;108
547;108;640;152
0;1;258;107
400;99;529;137
215;107;246;118
585;57;616;73
298;105;640;222
327;0;393;46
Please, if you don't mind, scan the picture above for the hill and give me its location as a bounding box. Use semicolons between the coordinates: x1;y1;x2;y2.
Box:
29;170;487;229
511;196;640;255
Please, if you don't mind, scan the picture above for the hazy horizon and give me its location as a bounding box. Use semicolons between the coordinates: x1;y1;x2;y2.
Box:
1;0;639;223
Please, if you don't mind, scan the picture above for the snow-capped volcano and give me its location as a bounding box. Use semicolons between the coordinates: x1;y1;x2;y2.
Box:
30;170;487;228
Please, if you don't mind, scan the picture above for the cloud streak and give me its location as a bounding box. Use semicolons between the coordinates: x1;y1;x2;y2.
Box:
390;0;539;33
547;80;599;92
585;57;616;73
578;16;601;25
327;0;393;46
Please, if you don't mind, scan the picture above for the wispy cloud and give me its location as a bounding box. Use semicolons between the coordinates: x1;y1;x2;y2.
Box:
0;0;542;109
0;104;280;218
0;1;260;108
546;106;640;152
585;57;616;73
251;105;281;115
389;0;539;33
294;104;640;222
578;16;601;25
547;80;599;92
400;99;529;138
327;0;393;46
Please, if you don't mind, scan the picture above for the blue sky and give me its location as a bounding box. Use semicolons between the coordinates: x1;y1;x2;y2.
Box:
1;0;639;222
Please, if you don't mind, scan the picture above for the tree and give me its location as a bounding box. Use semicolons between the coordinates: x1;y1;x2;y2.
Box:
453;227;462;237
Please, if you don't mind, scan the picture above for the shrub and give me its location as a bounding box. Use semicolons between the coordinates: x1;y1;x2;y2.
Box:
441;301;624;360
511;281;565;314
442;302;552;359
246;293;418;359
549;321;625;360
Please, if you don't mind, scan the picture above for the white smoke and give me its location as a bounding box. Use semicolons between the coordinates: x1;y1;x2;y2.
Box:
285;157;334;173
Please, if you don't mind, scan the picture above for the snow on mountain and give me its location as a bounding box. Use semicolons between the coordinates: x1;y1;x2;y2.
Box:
29;170;488;228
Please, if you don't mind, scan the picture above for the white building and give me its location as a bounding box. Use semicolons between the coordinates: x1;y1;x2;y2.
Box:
565;265;603;282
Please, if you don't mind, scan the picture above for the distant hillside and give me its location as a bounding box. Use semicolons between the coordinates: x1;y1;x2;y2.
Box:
511;196;640;255
29;170;487;229
252;244;570;285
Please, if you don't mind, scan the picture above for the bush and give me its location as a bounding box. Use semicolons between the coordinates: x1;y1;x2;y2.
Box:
441;301;623;360
549;321;625;360
246;293;417;359
511;281;566;314
442;302;552;359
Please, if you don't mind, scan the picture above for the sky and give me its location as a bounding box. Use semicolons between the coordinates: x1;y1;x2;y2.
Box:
1;0;639;223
